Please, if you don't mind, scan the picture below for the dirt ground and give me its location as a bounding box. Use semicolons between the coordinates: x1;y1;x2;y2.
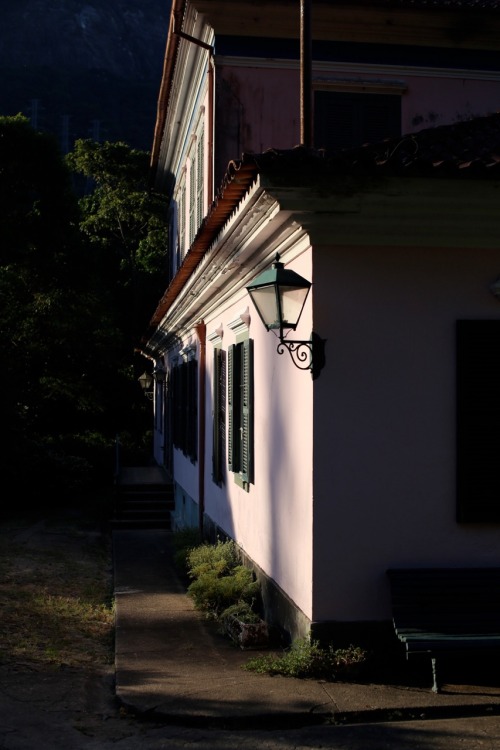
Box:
0;510;148;748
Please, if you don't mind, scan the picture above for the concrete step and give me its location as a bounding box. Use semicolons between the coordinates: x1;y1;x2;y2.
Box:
113;468;174;530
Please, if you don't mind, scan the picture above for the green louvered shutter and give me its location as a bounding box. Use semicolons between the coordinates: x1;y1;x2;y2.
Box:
240;339;254;484
227;344;235;472
212;348;226;483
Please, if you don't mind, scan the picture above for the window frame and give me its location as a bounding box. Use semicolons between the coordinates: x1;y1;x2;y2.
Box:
313;86;402;151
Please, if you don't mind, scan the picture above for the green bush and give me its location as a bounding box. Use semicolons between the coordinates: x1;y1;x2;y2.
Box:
187;564;260;618
186;539;240;580
182;538;261;620
243;637;367;680
220;601;262;624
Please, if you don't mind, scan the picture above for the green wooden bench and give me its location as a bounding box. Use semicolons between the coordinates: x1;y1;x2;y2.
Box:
386;567;500;692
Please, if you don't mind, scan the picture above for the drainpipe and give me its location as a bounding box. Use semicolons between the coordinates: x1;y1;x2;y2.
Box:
300;0;312;148
195;321;206;534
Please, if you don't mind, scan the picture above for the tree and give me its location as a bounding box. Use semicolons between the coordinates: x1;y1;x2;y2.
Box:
65;139;169;345
0;117;165;503
0;115;113;497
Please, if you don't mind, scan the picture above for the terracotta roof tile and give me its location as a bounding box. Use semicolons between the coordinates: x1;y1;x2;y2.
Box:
388;0;500;9
247;111;500;178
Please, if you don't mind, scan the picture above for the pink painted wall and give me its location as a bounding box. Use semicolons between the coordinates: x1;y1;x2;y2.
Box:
312;242;500;622
202;253;315;621
215;60;500;161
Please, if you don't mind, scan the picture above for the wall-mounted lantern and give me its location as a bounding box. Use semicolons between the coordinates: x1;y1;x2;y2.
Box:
138;371;154;400
138;366;166;401
246;253;325;379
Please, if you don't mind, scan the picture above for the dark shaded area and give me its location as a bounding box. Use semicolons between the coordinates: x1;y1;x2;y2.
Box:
0;0;169;151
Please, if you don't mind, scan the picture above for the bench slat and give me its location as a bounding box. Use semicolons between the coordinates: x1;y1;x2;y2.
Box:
386;567;500;691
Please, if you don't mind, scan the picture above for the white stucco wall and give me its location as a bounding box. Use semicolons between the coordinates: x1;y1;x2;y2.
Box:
202;252;315;620
312;243;500;623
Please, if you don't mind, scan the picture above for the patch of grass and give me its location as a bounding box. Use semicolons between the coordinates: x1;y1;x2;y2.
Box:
0;513;114;668
243;637;367;680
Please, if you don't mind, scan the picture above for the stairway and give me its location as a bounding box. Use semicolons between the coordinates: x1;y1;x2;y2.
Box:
112;466;174;530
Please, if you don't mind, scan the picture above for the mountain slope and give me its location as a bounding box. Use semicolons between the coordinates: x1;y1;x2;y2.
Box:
0;0;170;150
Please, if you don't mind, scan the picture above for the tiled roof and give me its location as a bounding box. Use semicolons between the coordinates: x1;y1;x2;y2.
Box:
388;0;500;8
142;112;500;343
249;111;500;179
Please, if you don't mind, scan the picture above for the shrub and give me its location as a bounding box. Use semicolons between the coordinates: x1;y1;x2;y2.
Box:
186;539;240;580
187;564;260;618
243;637;367;680
220;601;262;624
181;538;261;620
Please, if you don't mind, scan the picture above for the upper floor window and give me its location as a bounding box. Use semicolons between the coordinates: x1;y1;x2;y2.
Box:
174;175;186;267
314;89;402;151
187;117;205;248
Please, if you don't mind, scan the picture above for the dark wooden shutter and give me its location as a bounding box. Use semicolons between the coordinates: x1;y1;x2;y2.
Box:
456;320;500;522
212;348;225;484
187;358;198;461
172;366;181;448
180;362;187;452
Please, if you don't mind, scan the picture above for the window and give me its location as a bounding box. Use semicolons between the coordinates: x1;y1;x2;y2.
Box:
212;347;226;485
196;133;204;228
174;180;186;269
189;156;196;245
456;320;500;522
228;339;254;487
314;90;401;151
187;119;205;247
172;358;198;462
